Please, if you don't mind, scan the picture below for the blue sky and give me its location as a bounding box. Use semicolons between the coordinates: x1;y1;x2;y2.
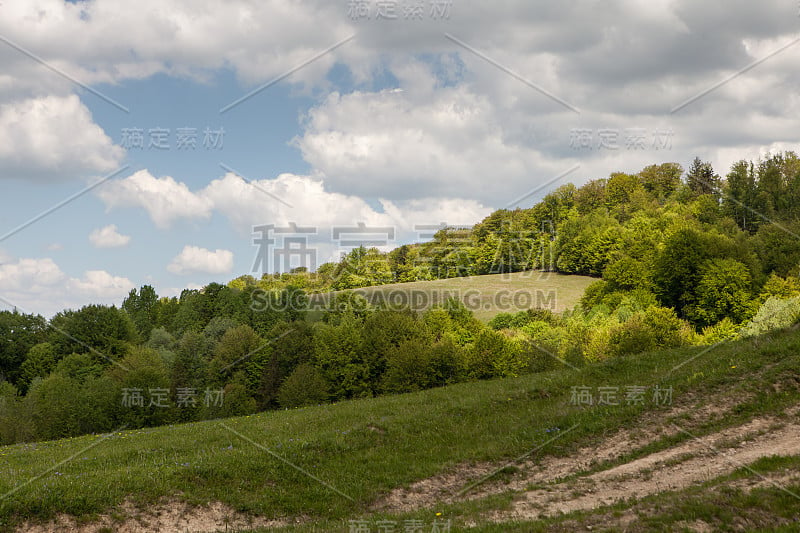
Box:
0;0;798;316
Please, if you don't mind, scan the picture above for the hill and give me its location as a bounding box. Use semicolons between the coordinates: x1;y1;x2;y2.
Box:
2;324;799;532
308;271;596;322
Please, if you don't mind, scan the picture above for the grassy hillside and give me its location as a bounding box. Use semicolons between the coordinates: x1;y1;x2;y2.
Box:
308;271;595;322
1;324;798;531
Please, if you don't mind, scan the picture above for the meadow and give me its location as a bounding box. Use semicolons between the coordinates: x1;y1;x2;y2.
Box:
1;323;798;532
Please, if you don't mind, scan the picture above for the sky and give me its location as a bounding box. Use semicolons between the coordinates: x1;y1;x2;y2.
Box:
0;0;798;317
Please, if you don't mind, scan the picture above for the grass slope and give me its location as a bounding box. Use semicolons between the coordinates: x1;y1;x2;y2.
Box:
308;271;596;322
0;326;799;532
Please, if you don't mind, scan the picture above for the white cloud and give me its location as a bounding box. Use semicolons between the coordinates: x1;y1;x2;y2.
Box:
0;94;124;181
1;0;798;197
98;170;494;241
294;85;557;205
66;270;135;299
89;224;131;248
0;257;133;316
168;246;234;276
96;170;213;228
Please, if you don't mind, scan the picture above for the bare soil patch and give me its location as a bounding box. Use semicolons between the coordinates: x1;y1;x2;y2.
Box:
375;389;762;513
19;499;293;533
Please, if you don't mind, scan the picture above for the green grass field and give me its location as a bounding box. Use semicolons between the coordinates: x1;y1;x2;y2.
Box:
1;323;799;531
308;272;596;322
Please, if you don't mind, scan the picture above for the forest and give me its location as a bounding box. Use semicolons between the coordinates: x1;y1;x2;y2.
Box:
1;154;800;444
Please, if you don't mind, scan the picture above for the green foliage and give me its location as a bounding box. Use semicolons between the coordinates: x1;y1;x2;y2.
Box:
0;310;48;385
653;227;714;314
208;325;267;395
739;296;800;338
639;163;683;201
686;157;720;197
699;317;740;345
313;314;370;400
54;353;104;382
607;307;692;358
18;342;58;392
331;246;394;289
759;274;800;301
603;256;653;292
26;373;82;440
684;258;756;328
258;321;315;408
753;222;800;278
381;339;434;393
556;212;622;276
362;310;430;388
277;363;330;408
107;347;173;428
122;285;159;338
322;291;373;324
146;327;175;351
202;316;239;341
466;329;524;379
49;305;139;363
171;331;211;390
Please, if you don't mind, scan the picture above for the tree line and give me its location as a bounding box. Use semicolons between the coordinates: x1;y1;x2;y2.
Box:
1;153;800;444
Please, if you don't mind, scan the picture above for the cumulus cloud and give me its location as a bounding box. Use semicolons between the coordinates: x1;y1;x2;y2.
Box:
167;246;234;275
294;85;560;205
89;224;131;248
97;170;494;242
0;95;124;181
2;0;798;196
0;257;133;316
96;170;213;228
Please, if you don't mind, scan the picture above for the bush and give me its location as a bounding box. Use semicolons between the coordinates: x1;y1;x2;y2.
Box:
427;340;466;386
699;317;740;345
739;296;800;338
759;274;800;301
608;314;656;357
26;374;82;440
202;381;256;418
382;339;435;393
18;342;58;392
277;364;329;408
522;321;566;366
684;258;756;328
466;329;524;379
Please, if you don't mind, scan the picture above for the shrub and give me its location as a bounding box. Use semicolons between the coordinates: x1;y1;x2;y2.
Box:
18;342;58;393
684;258;756;328
466;329;524;379
608;314;655;358
739;296;800;338
26;373;82;440
759;274;800;301
427;340;466;386
277;364;329;408
699;317;740;345
382;339;434;393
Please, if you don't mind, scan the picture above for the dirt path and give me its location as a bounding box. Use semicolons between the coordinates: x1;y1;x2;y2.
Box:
377;405;800;521
499;419;800;520
376;391;765;513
